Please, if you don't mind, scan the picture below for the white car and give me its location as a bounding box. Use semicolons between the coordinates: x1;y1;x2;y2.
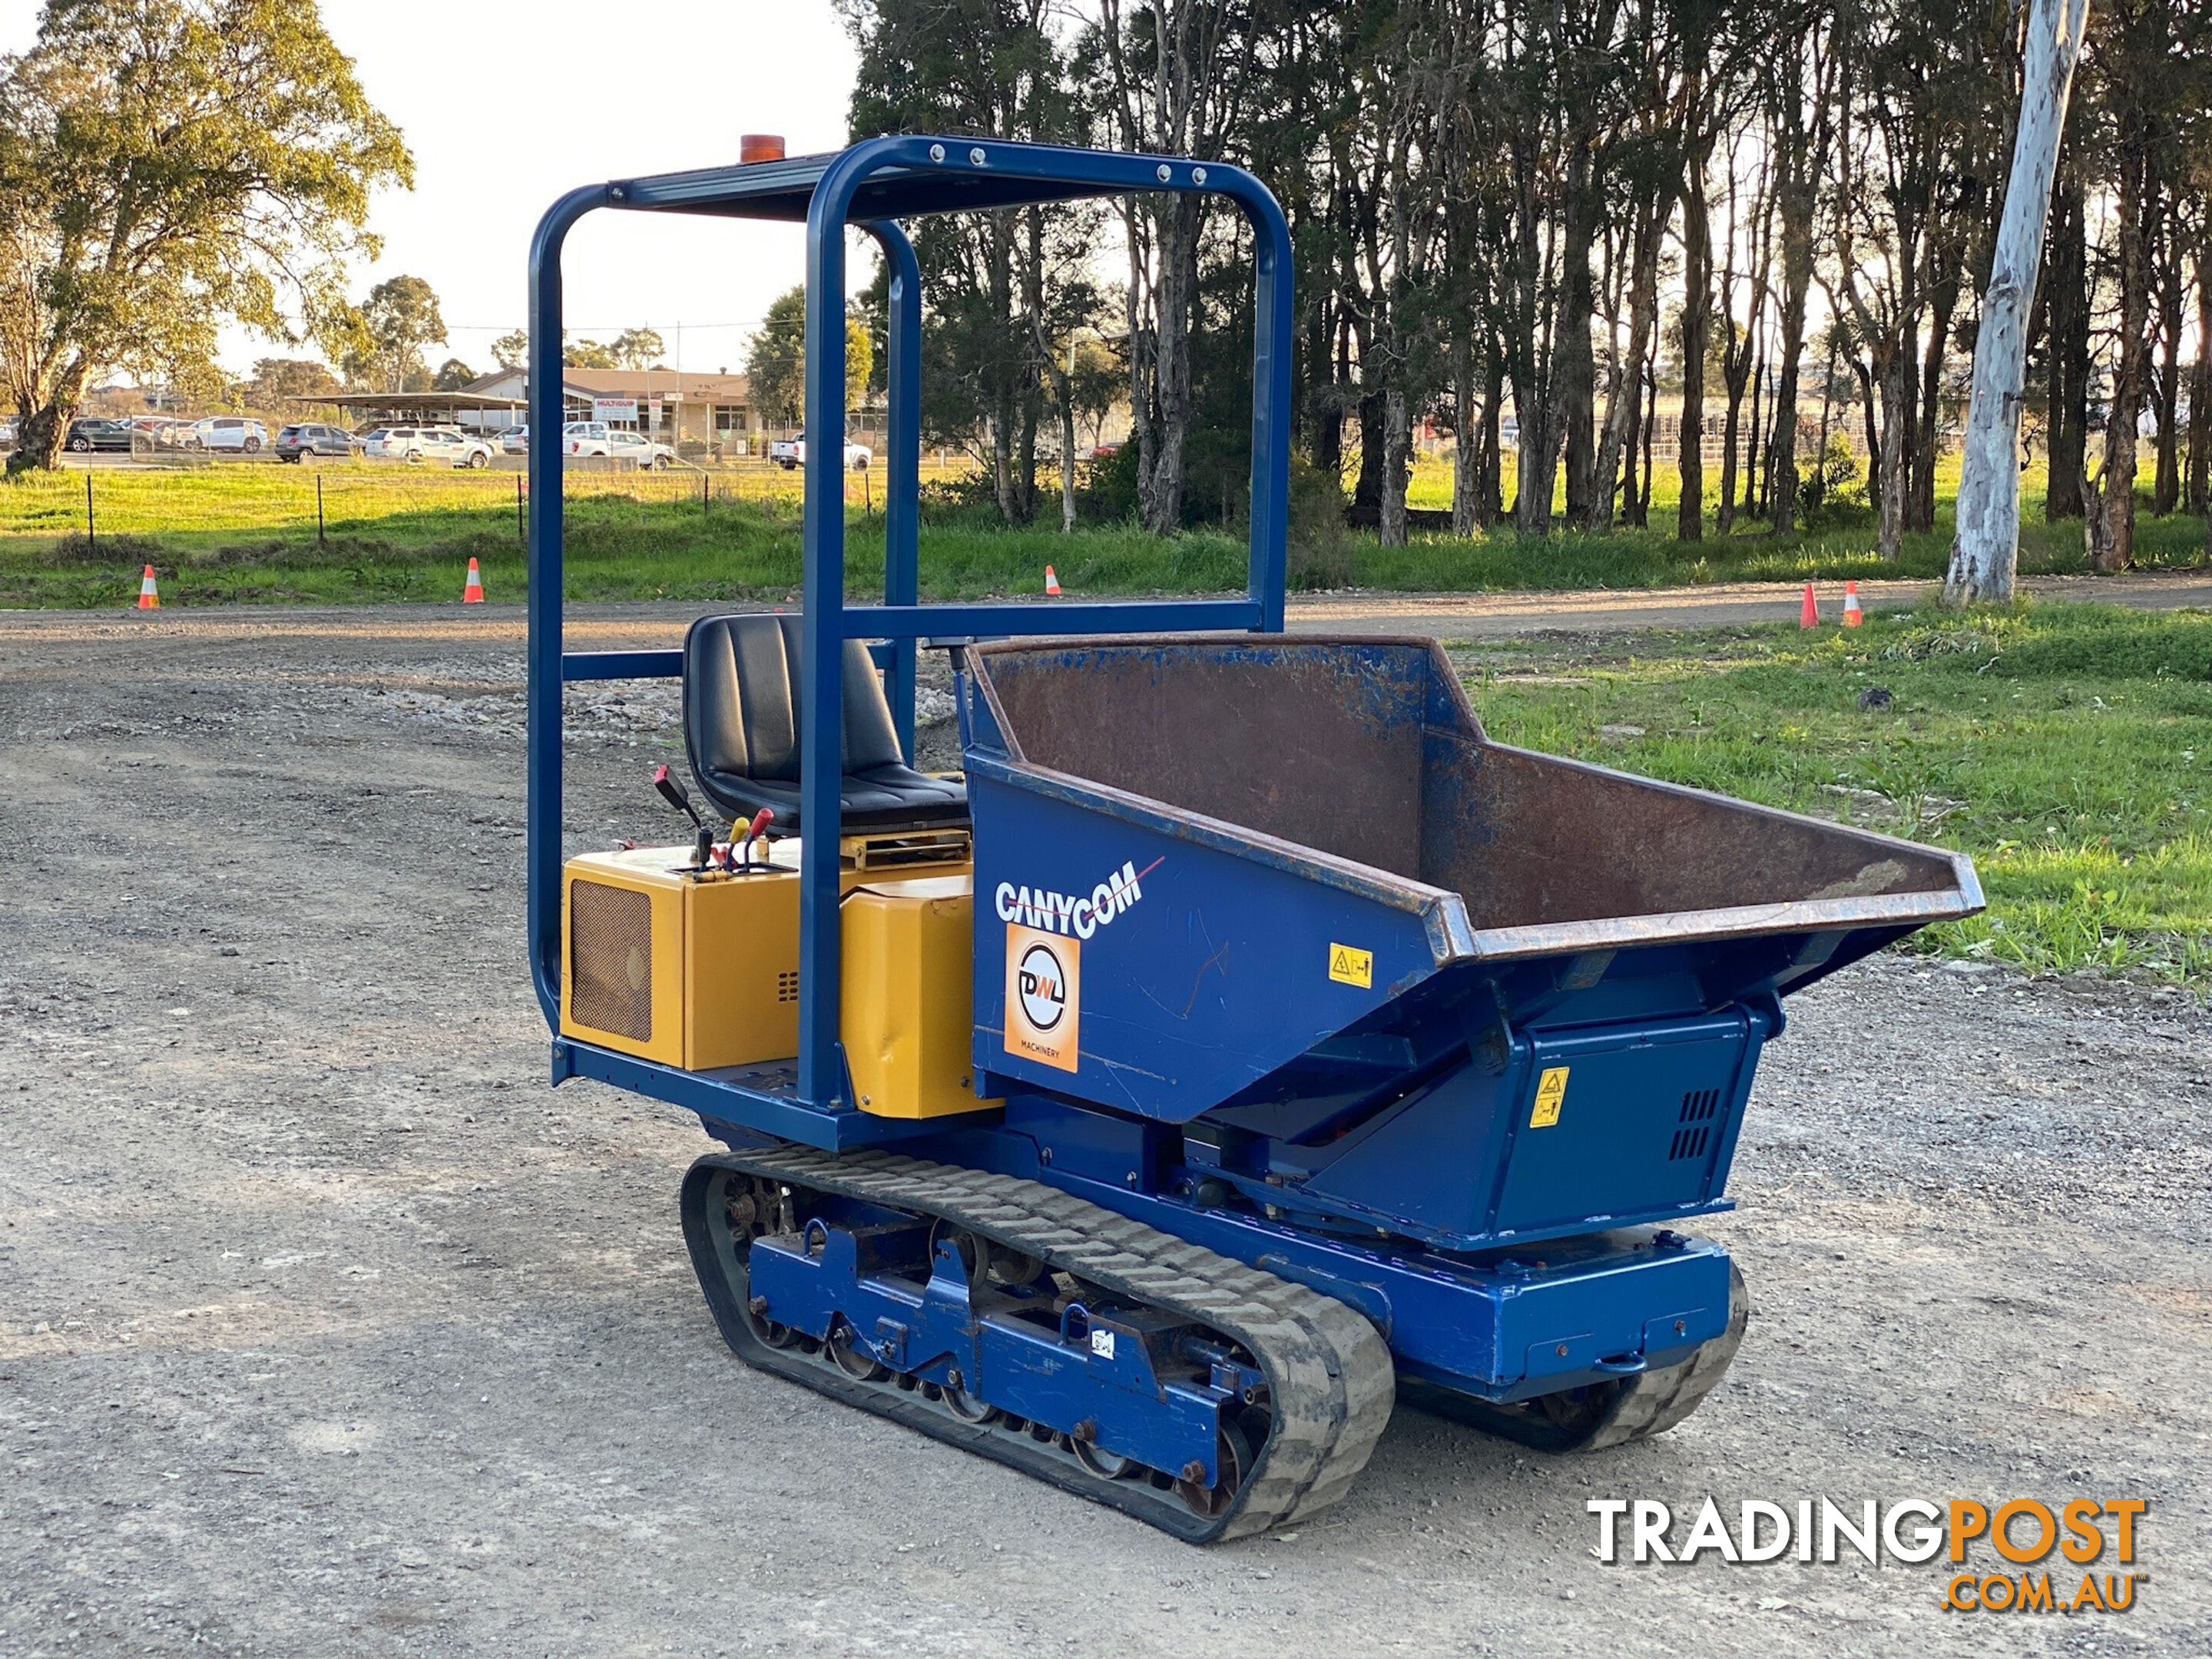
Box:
562;422;674;469
365;425;495;467
498;425;528;455
770;430;871;471
190;416;268;453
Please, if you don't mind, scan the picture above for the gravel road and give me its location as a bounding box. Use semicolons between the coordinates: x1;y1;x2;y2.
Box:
2;605;2207;1658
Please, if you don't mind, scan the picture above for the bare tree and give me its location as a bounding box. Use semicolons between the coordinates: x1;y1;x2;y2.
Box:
1949;0;2091;604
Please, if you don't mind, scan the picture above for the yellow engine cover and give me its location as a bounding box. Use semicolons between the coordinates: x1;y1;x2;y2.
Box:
841;875;996;1118
561;843;988;1118
561;847;801;1071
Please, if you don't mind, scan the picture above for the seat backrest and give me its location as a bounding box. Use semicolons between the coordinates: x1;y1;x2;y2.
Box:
684;613;904;783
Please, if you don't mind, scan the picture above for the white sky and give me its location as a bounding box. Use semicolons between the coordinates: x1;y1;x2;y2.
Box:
0;0;863;378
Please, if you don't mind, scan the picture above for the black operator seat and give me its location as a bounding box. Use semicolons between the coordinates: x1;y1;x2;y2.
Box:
681;613;968;834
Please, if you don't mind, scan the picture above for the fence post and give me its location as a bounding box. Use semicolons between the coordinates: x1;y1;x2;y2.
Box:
516;473;525;541
702;471;709;516
84;472;94;553
317;475;326;545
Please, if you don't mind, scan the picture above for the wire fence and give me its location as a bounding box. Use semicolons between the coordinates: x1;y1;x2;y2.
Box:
5;455;986;553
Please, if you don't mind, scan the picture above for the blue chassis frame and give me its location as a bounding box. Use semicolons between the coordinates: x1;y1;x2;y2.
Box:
526;137;1735;1404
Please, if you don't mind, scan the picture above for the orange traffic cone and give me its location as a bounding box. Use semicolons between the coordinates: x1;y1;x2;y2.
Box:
462;557;484;604
1044;565;1062;598
1842;581;1863;627
1799;582;1819;629
136;565;159;610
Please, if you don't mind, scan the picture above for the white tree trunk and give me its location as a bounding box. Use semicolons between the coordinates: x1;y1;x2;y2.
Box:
1947;0;2092;604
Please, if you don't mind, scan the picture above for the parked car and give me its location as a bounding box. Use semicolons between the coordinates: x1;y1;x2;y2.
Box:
189;416;268;453
498;425;528;455
416;426;495;468
562;422;674;468
65;418;134;453
275;422;356;462
0;416;18;449
364;424;495;467
770;430;871;471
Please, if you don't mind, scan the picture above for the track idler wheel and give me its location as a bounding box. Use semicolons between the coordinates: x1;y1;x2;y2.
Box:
1174;1423;1254;1519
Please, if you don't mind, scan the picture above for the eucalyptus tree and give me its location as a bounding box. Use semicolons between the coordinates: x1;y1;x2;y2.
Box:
843;0;1077;523
1089;0;1262;531
0;0;409;471
1948;0;2091;603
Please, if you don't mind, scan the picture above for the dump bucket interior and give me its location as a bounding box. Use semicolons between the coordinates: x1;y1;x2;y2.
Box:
974;635;1968;932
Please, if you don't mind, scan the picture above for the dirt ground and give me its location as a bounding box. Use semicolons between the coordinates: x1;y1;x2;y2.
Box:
2;604;2207;1659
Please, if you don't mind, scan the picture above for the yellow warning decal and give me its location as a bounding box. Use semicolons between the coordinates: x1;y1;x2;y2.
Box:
1530;1066;1570;1128
1328;943;1373;988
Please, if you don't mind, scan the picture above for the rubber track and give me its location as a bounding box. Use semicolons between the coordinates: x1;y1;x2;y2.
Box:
686;1147;1395;1541
1582;1259;1750;1448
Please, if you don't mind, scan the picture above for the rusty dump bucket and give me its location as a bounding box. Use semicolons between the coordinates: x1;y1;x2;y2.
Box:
962;634;1982;1131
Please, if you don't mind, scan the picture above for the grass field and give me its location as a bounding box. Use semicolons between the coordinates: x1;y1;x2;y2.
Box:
1461;603;2212;983
1;452;2207;607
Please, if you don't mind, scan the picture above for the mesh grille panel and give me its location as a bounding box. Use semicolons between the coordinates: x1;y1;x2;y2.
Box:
570;881;654;1041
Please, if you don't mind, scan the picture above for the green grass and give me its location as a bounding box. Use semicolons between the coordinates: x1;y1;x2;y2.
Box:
1;455;2205;607
1460;602;2212;983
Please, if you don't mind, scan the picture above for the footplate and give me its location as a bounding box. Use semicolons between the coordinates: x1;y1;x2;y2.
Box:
680;1148;1396;1542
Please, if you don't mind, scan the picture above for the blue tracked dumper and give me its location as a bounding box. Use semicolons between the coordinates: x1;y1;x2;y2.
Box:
525;137;1983;1540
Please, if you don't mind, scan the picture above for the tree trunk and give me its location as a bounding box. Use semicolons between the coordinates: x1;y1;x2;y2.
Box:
1592;196;1668;535
1558;157;1600;529
1850;354;1882;502
1379;390;1412;547
1353;389;1386;523
1808;338;1838;515
1451;337;1480;536
1717;348;1748;535
1127;194;1201;534
2044;157;2090;521
1874;343;1912;559
2189;244;2210;516
1676;151;1714;541
1912;293;1952;532
2091;146;2154;572
2153;230;2183;515
1637;359;1657;525
1768;138;1819;531
1506;127;1555;536
1743;334;1766;522
1949;0;2090;595
1479;349;1504;529
10;397;71;475
1035;316;1080;535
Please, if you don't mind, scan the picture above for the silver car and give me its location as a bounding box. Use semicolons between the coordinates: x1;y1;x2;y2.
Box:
190;416;269;453
366;425;495;467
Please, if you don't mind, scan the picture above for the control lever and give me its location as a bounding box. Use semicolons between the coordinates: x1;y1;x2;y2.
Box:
653;764;714;868
735;807;774;869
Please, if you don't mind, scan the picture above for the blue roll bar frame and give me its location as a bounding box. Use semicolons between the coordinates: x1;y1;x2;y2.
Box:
528;136;1295;1120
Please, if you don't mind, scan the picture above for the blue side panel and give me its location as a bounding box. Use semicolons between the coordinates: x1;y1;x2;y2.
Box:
967;770;1445;1121
1292;1006;1767;1247
1491;1012;1759;1238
